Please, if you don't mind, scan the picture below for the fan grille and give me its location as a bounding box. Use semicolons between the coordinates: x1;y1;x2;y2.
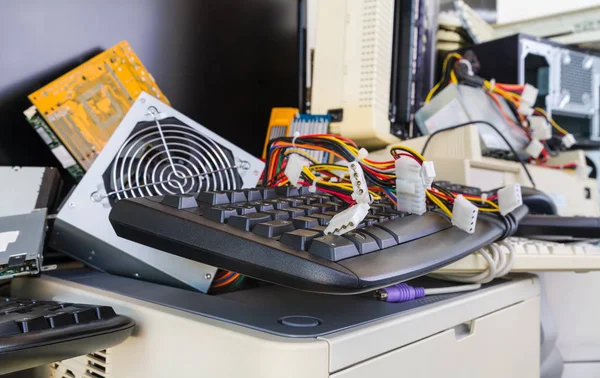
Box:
107;118;240;200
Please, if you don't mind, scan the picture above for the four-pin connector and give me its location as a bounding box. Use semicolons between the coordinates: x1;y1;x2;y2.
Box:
451;195;479;234
498;183;523;216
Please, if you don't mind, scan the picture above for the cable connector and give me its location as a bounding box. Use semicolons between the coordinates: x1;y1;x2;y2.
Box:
562;133;576;148
529;116;552;141
525;139;544;159
395;157;426;215
517;103;534;116
451;195;479;234
420;161;436;189
324;203;370;236
520;83;539;107
348;161;370;204
498;183;522;216
284;154;310;186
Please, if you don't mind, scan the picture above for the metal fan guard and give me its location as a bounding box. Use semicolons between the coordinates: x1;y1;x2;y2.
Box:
109;122;239;200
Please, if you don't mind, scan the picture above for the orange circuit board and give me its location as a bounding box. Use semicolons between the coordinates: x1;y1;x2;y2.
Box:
28;41;169;171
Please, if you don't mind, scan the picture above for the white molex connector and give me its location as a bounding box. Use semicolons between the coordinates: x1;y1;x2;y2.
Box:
395;157;426;215
562;133;576;148
529;116;552;141
520;84;539;107
525;139;544;159
420;161;436;189
451;195;479;234
517;83;539;116
498;183;523;216
324;203;370;236
284;154;309;186
348;161;370;204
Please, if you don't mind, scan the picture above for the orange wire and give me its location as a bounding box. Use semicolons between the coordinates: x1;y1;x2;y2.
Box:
211;273;240;289
487;92;529;138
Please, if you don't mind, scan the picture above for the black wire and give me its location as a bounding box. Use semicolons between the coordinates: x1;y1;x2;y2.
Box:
421;120;536;188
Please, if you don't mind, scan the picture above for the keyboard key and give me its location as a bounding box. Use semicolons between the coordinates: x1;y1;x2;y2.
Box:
310;214;332;226
247;201;275;212
72;309;97;324
264;200;290;210
160;195;198;209
253;220;295;238
309;194;330;203
284;208;306;218
343;231;380;254
231;204;258;215
275;187;300;197
0;321;21;336
205;206;239;223
370;203;392;213
374;213;450;244
280;229;320;250
223;190;247;203
45;312;75;328
366;214;389;223
377;212;400;220
264;210;290;221
297;205;321;215
360;227;397;248
310;225;327;235
227;213;272;231
291;216;319;229
323;201;343;211
282;198;305;207
243;189;263;201
313;203;334;213
196;191;230;205
18;316;50;332
308;235;360;261
256;187;277;200
95;306;117;320
298;186;312;195
296;196;316;204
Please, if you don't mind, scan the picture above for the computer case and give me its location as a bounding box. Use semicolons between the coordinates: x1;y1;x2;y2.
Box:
460;34;600;141
311;0;438;148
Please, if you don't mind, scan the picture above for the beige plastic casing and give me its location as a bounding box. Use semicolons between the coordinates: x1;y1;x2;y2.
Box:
311;0;402;149
13;274;539;378
369;125;600;216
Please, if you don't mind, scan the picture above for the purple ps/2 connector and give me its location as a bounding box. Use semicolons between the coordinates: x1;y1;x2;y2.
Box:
375;283;426;303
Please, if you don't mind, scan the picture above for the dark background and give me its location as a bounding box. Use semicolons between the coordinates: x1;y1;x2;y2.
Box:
0;0;305;168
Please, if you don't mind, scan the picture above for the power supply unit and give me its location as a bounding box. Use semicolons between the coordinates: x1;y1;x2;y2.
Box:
460;34;600;142
49;92;264;292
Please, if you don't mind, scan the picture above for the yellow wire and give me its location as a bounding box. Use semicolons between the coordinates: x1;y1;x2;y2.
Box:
534;107;569;135
283;149;320;164
450;70;458;84
425;53;463;103
426;191;453;217
389;145;427;161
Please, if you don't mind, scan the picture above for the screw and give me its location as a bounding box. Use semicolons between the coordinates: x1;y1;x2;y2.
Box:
134;273;140;277
141;98;146;103
68;202;75;208
90;250;96;255
205;273;212;280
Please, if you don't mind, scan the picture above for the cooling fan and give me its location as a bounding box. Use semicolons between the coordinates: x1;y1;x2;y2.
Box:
50;92;264;292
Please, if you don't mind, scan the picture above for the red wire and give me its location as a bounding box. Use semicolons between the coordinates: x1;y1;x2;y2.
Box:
393;153;422;165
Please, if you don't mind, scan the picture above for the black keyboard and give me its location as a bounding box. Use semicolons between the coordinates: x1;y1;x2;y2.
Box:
109;186;528;294
515;215;600;239
0;297;134;375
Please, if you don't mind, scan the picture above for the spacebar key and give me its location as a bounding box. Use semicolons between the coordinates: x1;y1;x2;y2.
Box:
374;212;451;244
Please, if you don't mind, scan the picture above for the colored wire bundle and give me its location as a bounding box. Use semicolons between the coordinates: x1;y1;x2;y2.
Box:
210;270;245;291
425;53;571;165
264;133;506;219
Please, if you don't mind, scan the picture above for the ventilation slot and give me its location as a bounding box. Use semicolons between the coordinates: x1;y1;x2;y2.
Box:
561;52;593;106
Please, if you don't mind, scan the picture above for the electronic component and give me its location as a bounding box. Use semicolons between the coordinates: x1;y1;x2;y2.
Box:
311;0;439;146
0;166;61;218
374;124;600;217
23;106;85;181
28;41;169;172
0;296;134;376
109;185;528;293
375;282;481;303
415;84;530;156
0;210;46;281
515;215;600;240
451;195;479;234
525;139;544;159
437;237;600;273
284;154;310;186
262;108;331;162
458;34;600;142
324;203;370;236
395;157;427;215
497;184;523;216
50;93;264;293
